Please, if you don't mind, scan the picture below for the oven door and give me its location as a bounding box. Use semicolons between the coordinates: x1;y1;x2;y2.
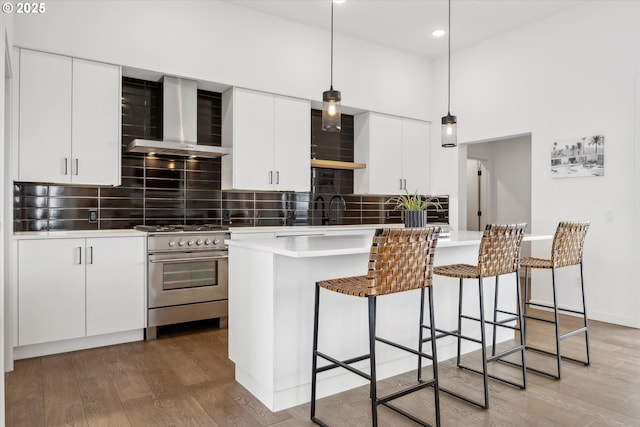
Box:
148;250;228;309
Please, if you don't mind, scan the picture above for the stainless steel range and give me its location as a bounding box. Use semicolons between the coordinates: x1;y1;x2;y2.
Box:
136;225;230;340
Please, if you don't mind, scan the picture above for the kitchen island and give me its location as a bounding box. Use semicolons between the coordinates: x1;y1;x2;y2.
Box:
226;230;551;411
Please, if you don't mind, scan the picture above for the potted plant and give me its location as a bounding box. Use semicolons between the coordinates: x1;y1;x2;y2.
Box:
386;190;442;228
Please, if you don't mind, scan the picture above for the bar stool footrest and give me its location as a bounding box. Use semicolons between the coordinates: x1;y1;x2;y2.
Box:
559;326;588;340
315;351;371;380
376;336;434;361
525;345;589;365
496;359;560;380
381;401;436;427
487;345;525;362
458;363;526;389
378;379;436;405
438;386;487;409
523;314;556;324
428;327;483;345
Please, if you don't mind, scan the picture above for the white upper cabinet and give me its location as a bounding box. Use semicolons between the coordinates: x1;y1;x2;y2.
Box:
18;49;73;184
273;95;310;192
18;49;121;185
354;112;430;195
71;58;121;185
222;87;310;192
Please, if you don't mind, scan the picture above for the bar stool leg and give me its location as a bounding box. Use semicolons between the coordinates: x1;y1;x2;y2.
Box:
523;267;530;341
368;296;378;427
427;286;442;427
311;283;321;421
515;270;527;389
551;266;562;379
579;262;591;365
418;288;426;382
456;278;464;367
491;276;500;356
478;276;490;409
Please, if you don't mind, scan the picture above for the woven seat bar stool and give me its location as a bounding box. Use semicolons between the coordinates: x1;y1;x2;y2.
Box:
428;223;527;410
518;221;590;380
311;227;442;427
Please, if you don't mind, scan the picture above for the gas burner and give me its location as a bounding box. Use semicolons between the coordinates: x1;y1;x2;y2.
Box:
134;224;229;233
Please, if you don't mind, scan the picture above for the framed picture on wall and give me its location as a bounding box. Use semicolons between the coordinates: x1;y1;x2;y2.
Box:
550;134;604;178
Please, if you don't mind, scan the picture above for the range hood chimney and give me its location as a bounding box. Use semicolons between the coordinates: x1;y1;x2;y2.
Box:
126;76;231;158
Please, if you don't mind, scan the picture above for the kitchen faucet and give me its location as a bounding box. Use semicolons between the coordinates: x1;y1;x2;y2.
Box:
313;195;328;225
328;195;346;225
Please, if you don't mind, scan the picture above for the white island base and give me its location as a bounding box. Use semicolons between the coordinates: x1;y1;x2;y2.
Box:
227;231;550;412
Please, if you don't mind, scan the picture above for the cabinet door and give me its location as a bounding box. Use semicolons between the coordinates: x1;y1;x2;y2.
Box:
18;239;85;346
232;89;275;190
368;113;403;194
401;118;430;194
273;96;310;192
72;59;121;186
18;49;72;183
86;237;145;336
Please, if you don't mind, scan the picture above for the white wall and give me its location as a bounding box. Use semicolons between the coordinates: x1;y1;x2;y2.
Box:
12;0;433;121
431;1;640;326
1;7;13;425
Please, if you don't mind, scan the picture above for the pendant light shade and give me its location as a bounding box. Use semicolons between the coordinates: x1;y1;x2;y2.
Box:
441;113;457;147
441;0;457;147
322;87;342;131
322;1;341;132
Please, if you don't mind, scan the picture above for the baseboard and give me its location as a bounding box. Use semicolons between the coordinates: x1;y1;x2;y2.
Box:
528;299;638;328
13;329;144;360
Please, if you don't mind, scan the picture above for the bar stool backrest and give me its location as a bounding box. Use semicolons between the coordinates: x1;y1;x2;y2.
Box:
367;227;441;296
478;223;527;277
551;221;590;268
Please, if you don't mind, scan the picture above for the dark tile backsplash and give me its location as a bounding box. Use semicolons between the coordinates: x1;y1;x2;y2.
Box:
13;78;448;231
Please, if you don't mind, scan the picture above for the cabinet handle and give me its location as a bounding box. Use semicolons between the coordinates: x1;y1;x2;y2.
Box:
269;171;273;184
89;246;94;264
403;179;407;190
75;159;79;176
64;158;68;175
276;171;280;185
78;247;82;265
399;179;403;190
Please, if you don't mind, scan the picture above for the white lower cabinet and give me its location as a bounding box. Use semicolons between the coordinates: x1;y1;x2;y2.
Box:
85;237;145;336
17;236;145;347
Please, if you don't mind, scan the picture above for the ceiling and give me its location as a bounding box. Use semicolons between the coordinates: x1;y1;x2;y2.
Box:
226;0;588;58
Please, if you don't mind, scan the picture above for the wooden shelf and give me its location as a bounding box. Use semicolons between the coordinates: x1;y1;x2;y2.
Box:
310;159;366;170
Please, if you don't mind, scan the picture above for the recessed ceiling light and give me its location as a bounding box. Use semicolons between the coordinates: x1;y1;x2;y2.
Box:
432;29;446;37
333;0;346;4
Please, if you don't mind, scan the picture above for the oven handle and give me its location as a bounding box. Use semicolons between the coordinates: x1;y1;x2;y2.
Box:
149;255;228;263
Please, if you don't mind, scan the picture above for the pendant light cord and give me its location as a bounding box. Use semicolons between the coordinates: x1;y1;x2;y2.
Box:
447;0;451;115
330;1;334;89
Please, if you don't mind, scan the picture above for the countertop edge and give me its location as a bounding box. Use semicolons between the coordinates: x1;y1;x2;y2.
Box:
226;232;553;258
13;230;148;240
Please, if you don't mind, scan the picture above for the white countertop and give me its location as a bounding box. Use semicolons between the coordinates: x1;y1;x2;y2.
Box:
226;230;552;258
228;224;408;233
13;229;147;240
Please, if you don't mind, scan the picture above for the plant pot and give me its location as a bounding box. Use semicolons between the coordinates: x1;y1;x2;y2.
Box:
404;210;427;228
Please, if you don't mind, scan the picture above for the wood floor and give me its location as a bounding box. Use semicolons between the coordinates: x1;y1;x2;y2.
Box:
5;312;640;427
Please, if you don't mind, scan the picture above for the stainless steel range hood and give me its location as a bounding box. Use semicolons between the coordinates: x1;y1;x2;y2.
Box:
126;76;231;158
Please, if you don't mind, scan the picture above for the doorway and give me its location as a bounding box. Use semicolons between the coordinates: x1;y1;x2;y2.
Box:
464;135;532;257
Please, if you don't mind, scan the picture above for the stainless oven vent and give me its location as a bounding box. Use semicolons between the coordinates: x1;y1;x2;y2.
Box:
127;76;231;159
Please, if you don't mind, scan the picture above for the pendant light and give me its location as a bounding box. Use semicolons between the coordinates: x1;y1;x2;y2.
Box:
322;1;341;132
441;0;457;147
